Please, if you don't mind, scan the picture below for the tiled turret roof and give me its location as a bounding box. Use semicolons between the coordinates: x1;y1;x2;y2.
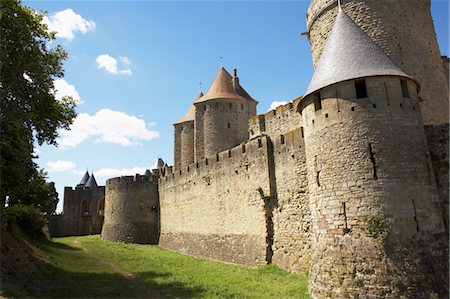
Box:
195;67;257;103
174;92;203;125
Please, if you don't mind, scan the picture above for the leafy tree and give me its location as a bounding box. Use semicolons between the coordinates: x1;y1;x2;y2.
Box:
0;0;76;209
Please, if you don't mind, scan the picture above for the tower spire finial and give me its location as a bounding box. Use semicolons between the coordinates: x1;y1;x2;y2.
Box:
338;0;342;11
220;56;223;67
199;82;202;93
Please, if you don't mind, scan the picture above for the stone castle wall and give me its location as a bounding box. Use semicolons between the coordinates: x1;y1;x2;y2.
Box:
101;174;159;244
159;136;273;266
173;125;182;170
194;99;257;161
180;122;195;169
306;0;449;125
49;186;105;237
271;129;311;273
249;101;311;273
249;99;302;139
300;76;448;298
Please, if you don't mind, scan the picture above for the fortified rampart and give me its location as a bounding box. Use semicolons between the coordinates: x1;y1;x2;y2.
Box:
159;136;273;266
48;186;105;237
306;0;449;126
249;100;311;272
101;173;160;244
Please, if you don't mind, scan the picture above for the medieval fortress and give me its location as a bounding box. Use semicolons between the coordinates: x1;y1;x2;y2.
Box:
49;0;449;298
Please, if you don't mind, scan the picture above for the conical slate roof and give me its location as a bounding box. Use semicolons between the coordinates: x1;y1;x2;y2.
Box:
85;173;98;188
174;92;203;125
79;171;90;186
195;67;257;103
304;10;415;98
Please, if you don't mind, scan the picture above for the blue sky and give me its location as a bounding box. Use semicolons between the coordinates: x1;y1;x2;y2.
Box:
25;1;449;212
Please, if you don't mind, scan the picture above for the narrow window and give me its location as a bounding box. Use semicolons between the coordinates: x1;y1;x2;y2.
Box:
372;103;377;108
351;106;355;111
368;143;378;180
355;80;368;98
241;104;244;110
325;113;329;118
340;202;349;231
242;144;246;153
301;127;304;138
258;139;262;148
229;103;232;109
314;92;322;111
401;80;410;98
81;200;89;216
411;199;419;232
280;135;285;144
315;156;321;186
227;122;231;129
216;154;219;161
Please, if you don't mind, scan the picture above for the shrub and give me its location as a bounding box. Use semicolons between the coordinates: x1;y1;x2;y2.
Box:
364;213;390;246
1;204;47;236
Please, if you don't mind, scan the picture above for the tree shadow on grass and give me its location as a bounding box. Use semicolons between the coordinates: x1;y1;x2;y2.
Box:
3;258;206;298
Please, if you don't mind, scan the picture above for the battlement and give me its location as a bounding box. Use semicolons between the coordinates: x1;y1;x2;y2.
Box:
161;135;271;185
249;97;302;140
107;173;156;187
64;185;105;192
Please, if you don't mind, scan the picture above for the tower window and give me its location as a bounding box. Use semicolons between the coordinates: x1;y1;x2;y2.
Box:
355;80;368;98
81;200;89;216
401;80;410;98
229;103;232;109
241;104;244;110
227;122;231;129
313;92;322;111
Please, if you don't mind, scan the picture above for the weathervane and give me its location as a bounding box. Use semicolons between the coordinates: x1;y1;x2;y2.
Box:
199;82;202;93
220;56;224;67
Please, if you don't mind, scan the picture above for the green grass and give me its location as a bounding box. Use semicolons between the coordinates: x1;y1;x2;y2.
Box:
7;235;310;298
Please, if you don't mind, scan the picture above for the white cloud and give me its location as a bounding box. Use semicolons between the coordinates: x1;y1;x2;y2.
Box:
58;108;160;148
46;160;77;172
53;79;82;104
94;166;150;179
269;101;288;111
119;56;131;65
43;9;95;41
96;54;132;75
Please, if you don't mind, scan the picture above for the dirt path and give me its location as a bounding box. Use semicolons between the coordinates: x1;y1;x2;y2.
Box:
72;237;135;280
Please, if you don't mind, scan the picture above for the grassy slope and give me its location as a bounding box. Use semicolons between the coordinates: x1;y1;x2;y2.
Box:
2;235;310;298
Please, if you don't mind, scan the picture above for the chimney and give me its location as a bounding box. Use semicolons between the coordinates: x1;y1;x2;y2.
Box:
232;68;240;90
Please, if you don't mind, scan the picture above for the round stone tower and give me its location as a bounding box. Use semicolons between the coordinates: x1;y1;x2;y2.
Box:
298;9;448;298
173;92;203;171
101;173;159;244
306;0;448;125
194;67;257;160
